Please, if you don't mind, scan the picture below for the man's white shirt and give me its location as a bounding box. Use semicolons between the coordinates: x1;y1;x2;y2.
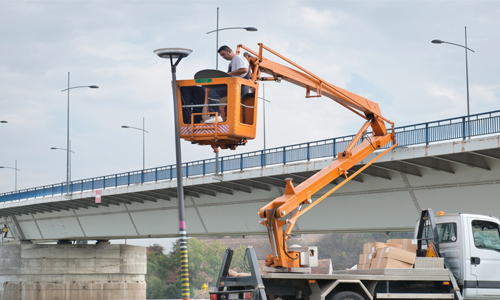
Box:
228;55;249;77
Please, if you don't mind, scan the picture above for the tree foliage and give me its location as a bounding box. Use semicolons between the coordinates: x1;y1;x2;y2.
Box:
146;239;248;299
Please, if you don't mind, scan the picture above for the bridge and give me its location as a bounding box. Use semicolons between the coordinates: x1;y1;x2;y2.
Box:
1;110;500;242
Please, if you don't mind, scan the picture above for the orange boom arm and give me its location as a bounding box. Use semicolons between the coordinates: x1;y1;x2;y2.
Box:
237;44;397;268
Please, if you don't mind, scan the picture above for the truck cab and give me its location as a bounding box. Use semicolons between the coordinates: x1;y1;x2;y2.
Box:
419;212;500;299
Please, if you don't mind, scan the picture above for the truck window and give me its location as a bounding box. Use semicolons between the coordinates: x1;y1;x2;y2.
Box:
471;220;500;252
423;223;457;244
437;223;457;243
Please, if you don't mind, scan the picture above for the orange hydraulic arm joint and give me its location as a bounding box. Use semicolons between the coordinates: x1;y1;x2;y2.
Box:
237;43;397;268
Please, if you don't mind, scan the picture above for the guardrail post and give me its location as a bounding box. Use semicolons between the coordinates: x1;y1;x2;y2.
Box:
186;163;189;178
333;138;336;158
115;175;117;188
425;123;429;146
221;157;224;173
203;160;206;176
283;147;286;165
155;168;158;182
240;154;243;171
170;166;173;180
261;150;264;168
307;143;310;161
462;117;466;140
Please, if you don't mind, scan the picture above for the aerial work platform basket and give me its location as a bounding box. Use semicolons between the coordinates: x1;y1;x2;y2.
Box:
175;70;259;152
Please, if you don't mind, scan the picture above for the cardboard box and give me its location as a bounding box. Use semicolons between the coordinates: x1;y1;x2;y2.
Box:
358;252;373;265
358;263;371;270
370;257;413;269
387;239;418;252
364;242;402;254
381;247;416;265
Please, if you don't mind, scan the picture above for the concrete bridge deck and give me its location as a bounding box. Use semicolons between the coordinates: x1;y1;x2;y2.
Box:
1;110;500;242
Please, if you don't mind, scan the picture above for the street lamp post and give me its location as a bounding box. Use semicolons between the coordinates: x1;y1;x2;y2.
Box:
61;72;98;195
51;143;75;183
206;8;258;70
207;8;258;173
258;84;271;150
154;47;192;300
432;27;475;138
0;160;20;191
122;117;149;170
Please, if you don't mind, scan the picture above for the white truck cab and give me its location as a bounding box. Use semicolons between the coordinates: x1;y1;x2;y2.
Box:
421;212;500;299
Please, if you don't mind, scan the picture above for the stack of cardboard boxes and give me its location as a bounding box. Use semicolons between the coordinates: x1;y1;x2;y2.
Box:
358;239;418;269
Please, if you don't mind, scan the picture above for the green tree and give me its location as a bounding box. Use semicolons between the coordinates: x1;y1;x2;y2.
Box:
166;238;234;287
146;274;165;299
147;244;169;280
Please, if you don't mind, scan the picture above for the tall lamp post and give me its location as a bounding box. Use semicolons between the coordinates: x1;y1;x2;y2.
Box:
207;7;257;70
51;143;75;183
61;72;98;195
122;117;149;170
0;160;20;191
432;27;475;138
258;84;271;150
154;47;192;300
207;8;258;173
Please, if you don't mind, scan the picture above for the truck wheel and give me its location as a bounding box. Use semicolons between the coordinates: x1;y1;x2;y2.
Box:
331;291;364;300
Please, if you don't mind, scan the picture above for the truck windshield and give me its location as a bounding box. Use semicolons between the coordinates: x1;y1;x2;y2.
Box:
472;220;500;252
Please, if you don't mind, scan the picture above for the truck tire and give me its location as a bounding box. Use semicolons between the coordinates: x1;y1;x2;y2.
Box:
331;291;364;300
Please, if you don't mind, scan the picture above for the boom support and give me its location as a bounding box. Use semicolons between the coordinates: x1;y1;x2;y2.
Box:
238;44;397;268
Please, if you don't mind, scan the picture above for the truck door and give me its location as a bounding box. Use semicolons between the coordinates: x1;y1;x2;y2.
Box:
467;218;500;299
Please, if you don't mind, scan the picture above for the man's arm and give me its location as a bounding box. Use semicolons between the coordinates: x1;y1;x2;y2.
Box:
228;67;248;76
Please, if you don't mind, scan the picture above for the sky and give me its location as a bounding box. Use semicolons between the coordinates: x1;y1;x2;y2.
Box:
1;0;500;197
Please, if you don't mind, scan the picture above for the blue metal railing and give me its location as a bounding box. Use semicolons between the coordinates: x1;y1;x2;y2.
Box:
2;110;500;202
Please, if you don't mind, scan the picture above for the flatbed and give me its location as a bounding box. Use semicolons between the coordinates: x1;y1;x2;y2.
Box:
263;267;451;281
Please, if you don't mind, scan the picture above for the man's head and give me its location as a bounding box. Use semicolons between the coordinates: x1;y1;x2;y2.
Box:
218;45;234;61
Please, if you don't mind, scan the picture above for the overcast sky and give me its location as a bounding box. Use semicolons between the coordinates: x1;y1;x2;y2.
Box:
1;0;499;195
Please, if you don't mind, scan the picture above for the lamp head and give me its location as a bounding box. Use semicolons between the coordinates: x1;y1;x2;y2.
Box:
245;27;258;32
432;39;444;44
0;121;7;123
121;126;129;128
154;48;193;59
50;147;57;150
89;85;99;89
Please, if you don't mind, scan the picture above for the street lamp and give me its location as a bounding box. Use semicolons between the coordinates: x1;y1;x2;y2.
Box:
61;72;98;195
154;47;192;300
51;143;75;183
0;160;20;191
207;8;258;173
206;7;258;70
432;27;475;138
0;121;7;123
122;117;149;170
258;84;271;150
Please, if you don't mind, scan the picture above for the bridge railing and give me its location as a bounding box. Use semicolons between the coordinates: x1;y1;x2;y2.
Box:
1;110;500;202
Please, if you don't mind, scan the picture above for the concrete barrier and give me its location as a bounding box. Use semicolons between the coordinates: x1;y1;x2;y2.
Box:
0;244;146;299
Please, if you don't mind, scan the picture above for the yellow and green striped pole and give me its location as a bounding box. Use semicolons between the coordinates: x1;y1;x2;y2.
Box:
154;47;193;300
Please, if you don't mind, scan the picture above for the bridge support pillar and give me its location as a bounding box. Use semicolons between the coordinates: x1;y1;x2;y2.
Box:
0;243;146;300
